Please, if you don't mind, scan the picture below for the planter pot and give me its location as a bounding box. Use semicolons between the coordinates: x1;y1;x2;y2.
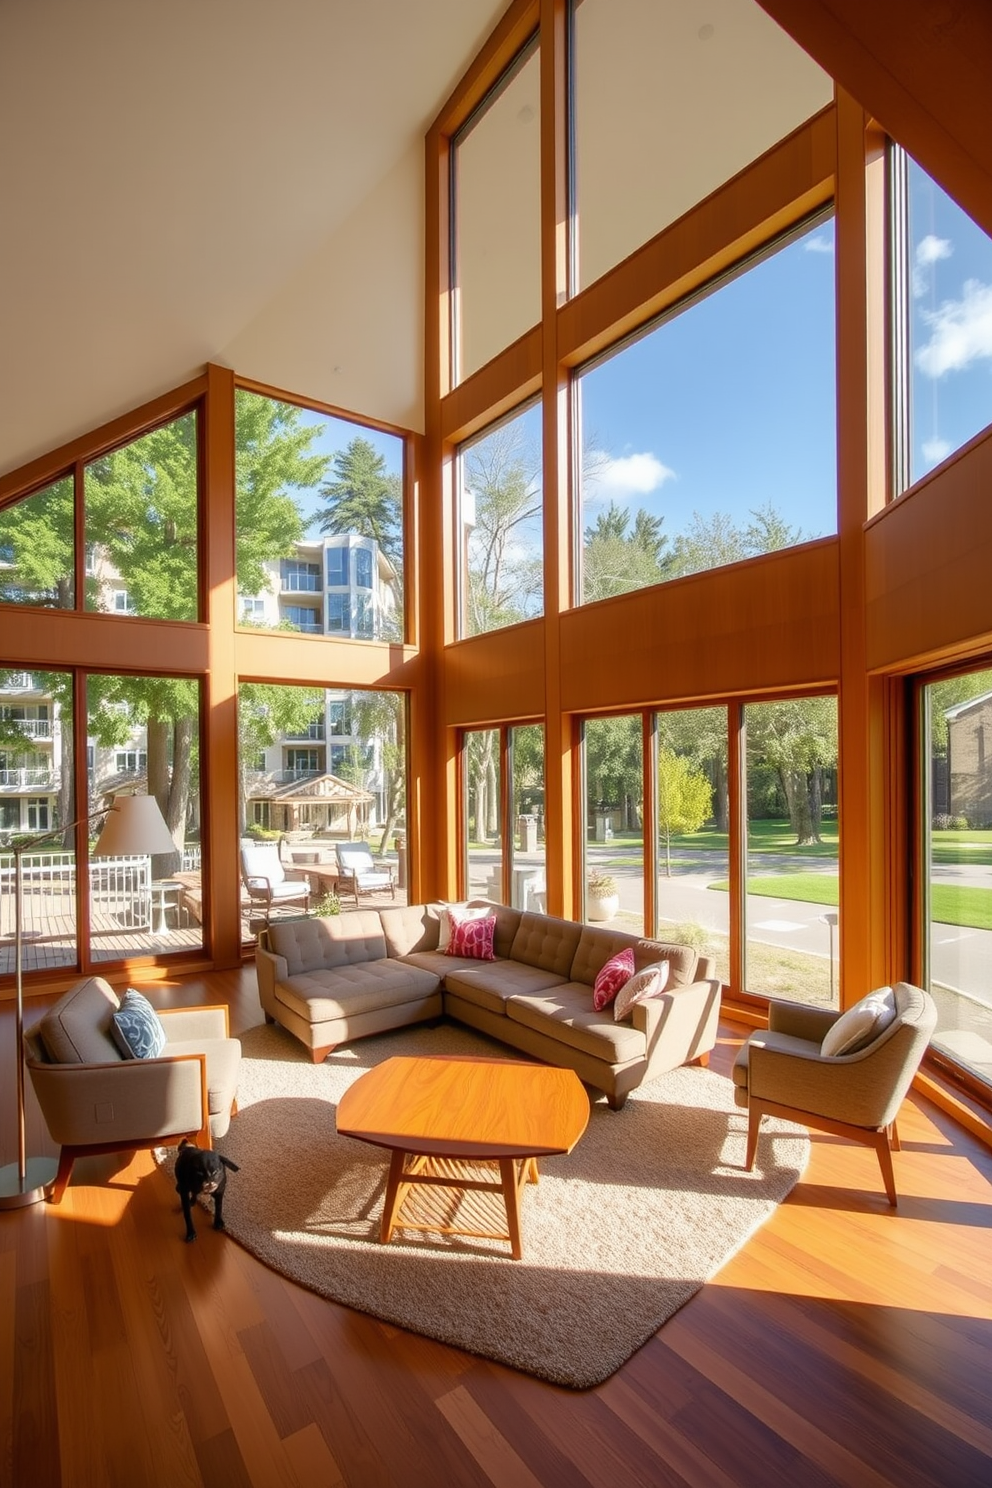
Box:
587;893;619;922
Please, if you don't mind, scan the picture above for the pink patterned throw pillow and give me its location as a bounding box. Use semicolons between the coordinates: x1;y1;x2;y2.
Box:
592;947;635;1011
446;906;497;961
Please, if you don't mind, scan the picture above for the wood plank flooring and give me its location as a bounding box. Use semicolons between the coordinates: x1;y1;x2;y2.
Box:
1;967;991;1488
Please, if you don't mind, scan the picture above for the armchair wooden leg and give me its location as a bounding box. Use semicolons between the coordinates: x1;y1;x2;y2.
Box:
49;1148;75;1205
889;1119;901;1152
745;1104;761;1171
874;1130;898;1206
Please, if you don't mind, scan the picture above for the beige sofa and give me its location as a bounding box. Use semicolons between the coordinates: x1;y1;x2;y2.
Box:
255;901;720;1109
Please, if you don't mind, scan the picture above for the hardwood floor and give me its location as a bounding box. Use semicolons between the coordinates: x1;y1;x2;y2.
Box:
2;967;991;1487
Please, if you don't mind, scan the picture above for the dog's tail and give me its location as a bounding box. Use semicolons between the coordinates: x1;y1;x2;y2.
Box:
220;1156;240;1173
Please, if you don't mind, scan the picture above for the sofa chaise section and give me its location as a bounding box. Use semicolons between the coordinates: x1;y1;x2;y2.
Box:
256;912;443;1063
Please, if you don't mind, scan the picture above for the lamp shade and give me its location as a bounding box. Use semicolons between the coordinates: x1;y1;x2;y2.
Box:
93;794;176;857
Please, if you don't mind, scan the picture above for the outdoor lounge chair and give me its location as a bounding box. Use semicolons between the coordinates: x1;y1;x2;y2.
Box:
334;841;395;905
240;843;311;924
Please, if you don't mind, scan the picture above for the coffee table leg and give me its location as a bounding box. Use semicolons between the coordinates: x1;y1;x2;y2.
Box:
527;1157;539;1184
380;1149;408;1244
499;1156;525;1260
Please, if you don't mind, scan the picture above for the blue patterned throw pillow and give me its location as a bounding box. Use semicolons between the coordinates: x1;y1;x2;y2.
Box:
111;989;167;1060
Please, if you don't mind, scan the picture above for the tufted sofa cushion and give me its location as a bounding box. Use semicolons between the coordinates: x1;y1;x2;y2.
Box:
379;903;442;958
510;912;584;978
570;929;698;989
268;912;386;976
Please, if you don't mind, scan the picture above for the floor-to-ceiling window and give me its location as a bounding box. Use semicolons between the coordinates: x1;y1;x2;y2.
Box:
918;665;992;1090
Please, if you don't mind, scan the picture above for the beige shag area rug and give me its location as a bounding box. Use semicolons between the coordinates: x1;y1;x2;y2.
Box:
165;1021;808;1388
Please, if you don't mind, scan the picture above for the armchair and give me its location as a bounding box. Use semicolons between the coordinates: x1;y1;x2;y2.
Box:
334;841;395;905
732;982;937;1204
241;842;311;924
24;976;241;1203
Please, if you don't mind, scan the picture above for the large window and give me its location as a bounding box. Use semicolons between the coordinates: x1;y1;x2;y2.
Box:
583;714;643;930
743;697;839;1005
84;413;199;622
235;390;404;642
464;729;503;900
575;219;837;603
656;706;730;984
919;666;992;1092
891;147;992;490
569;0;832;292
0;476;74;608
452;37;541;383
457;401;543;637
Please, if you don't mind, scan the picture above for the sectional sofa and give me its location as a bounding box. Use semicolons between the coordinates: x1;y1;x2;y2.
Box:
255;901;721;1109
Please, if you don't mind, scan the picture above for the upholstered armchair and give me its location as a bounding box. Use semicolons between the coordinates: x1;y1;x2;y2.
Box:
241;842;311;924
334;841;395;905
732;982;937;1204
24;976;241;1203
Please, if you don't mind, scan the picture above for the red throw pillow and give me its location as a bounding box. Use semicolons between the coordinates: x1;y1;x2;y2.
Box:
446;906;497;961
592;947;635;1011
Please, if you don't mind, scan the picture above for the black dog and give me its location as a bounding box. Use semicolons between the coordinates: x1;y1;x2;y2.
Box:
175;1139;239;1242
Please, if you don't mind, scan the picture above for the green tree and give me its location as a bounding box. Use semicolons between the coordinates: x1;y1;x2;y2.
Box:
657;706;728;832
349;690;406;856
669;502;807;579
235;391;326;599
0;477;75;609
318;436;402;562
585;715;643;833
582;502;673;601
747;698;837;845
657;748;712;876
463;425;542;634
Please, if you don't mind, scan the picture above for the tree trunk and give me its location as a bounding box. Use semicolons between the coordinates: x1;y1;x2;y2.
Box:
146;714;180;879
781;767;817;845
57;714;75;847
712;757;729;833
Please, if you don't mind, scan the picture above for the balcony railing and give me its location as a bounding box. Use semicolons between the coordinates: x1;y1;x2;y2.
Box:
0;851;153;939
0;719;52;739
0;768;57;790
281;574;322;592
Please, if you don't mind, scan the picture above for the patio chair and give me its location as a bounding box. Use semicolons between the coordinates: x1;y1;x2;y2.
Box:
240;842;311;925
334;841;395;905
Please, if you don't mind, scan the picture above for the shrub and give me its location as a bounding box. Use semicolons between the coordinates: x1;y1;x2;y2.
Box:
313;891;341;916
587;870;617;897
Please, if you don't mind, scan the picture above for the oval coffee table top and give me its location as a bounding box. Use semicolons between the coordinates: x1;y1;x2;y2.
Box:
336;1054;589;1160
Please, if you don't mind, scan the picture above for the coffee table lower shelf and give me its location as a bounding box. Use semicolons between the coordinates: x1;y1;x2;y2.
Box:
381;1150;540;1259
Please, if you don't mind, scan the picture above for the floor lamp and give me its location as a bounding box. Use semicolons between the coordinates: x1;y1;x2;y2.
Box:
0;793;176;1210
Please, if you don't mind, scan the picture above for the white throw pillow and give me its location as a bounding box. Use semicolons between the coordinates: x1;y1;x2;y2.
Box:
821;987;897;1057
437;902;491;952
614;961;670;1022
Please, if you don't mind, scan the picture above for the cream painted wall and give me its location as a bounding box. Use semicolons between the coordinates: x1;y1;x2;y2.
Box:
222;147;426;432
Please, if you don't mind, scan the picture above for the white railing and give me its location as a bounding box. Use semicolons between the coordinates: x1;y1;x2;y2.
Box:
181;845;201;872
0;768;57;789
0;852;153;938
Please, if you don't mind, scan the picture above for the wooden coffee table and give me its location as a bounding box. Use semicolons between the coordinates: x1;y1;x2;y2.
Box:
336;1054;589;1259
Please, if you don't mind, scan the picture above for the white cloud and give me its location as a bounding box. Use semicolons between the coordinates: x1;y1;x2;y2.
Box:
583;450;675;503
921;437;952;467
804;234;834;255
912;234;952;297
915;278;992;377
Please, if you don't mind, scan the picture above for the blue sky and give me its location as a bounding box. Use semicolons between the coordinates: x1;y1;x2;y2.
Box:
909;155;992;483
579;217;838;543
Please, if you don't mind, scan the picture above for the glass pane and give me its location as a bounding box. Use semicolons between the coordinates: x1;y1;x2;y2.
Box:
907;155;992;484
656;706;729;983
238;682;407;939
570;0;832;290
577;220;836;603
584;714;642;930
235;390;404;642
465;729;502;901
458;401;543;636
924;668;992;1090
0;668;76;975
744;697;839;1005
0;476;75;608
453;39;541;381
510;724;546;912
87;675;203;962
84;413;199;621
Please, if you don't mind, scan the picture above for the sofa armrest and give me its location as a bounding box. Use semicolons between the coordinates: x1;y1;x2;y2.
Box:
767;1000;839;1042
159;1004;230;1042
26;1053;207;1146
255;943;288;1002
632;977;722;1058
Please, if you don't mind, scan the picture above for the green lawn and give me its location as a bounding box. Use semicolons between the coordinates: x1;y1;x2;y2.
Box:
931;829;992;866
709;874;992;931
668;819;839;858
